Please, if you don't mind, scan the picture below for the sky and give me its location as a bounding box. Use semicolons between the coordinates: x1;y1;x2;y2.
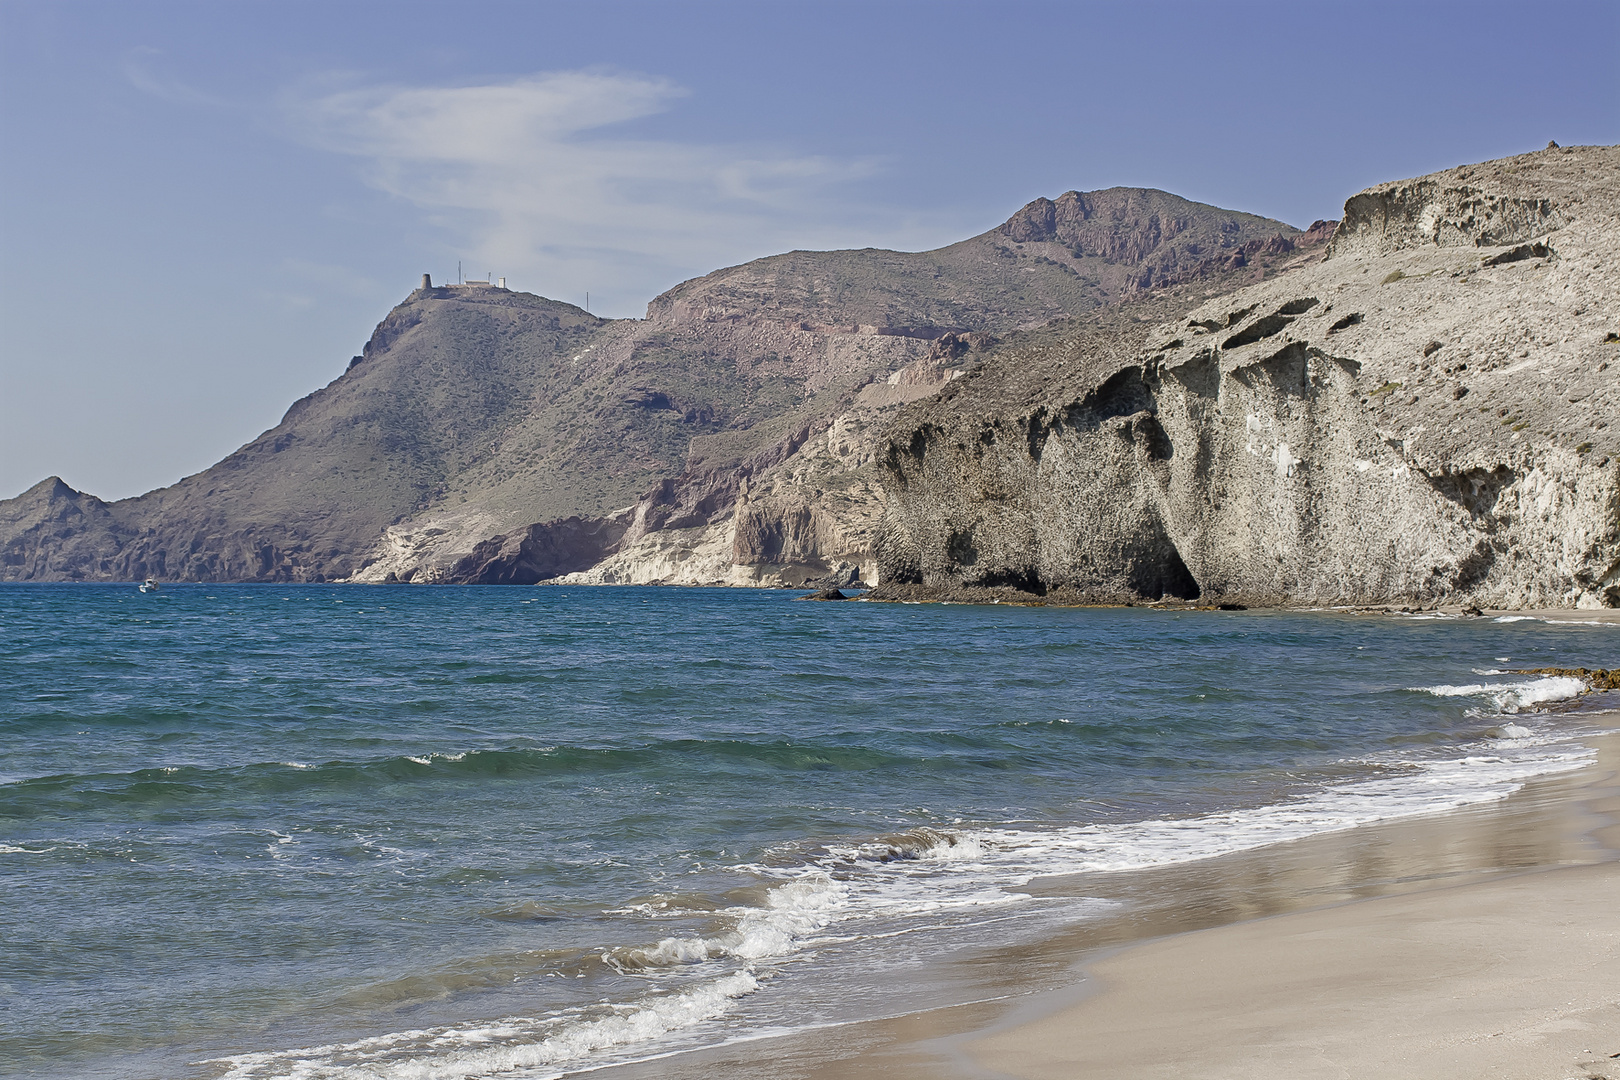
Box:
1;0;1616;502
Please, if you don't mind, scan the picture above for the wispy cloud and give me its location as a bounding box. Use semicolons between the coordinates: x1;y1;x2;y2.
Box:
283;70;946;314
122;47;230;108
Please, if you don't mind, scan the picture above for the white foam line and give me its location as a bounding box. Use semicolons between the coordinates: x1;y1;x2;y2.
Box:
972;746;1592;883
603;872;848;973
204;972;761;1080
1409;676;1587;713
552;995;1022;1078
787;736;1594;913
197;716;1597;1079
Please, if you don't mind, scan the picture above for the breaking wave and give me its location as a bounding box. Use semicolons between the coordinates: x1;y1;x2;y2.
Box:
207;971;762;1080
1410;676;1588;713
196;726;1594;1080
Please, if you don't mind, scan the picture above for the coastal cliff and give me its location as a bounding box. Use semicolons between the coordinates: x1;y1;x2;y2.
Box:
9;149;1610;603
873;146;1620;608
1;189;1304;584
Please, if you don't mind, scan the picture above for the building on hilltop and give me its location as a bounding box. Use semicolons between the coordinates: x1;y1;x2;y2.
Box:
421;273;508;290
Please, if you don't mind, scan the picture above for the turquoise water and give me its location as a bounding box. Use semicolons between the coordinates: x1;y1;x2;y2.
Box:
0;584;1609;1079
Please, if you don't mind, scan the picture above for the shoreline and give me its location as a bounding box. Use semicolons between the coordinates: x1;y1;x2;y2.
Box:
9;591;1615;1077
963;725;1620;1080
966;862;1620;1080
585;719;1620;1080
857;583;1620;621
20;577;1620;626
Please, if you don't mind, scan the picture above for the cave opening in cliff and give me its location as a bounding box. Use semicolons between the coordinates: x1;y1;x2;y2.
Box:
975;568;1047;595
1132;546;1200;602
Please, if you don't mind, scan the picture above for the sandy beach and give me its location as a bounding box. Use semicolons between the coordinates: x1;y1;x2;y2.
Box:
969;858;1620;1079
954;726;1620;1080
592;716;1620;1080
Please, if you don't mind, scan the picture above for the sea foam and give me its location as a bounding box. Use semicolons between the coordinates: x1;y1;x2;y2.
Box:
206;972;761;1080
208;720;1595;1080
1411;675;1587;712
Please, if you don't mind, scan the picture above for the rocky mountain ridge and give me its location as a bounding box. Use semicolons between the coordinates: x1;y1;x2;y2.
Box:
2;188;1308;584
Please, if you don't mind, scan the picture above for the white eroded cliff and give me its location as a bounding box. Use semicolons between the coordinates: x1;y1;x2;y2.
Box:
876;145;1620;608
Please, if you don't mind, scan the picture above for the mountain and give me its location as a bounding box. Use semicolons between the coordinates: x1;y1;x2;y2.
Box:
1;189;1313;583
872;145;1620;609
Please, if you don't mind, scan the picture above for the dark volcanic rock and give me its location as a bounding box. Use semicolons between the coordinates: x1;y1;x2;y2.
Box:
1300;219;1340;245
995;188;1303;293
0;477;130;580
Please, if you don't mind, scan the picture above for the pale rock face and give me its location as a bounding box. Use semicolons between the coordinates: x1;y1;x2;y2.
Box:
347;511;507;584
877;146;1620;608
553;400;893;589
552;522;739;587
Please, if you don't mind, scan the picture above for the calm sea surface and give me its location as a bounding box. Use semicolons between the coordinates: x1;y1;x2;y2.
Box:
0;584;1610;1079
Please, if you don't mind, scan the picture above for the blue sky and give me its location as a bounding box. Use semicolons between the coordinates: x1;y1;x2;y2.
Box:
2;0;1616;501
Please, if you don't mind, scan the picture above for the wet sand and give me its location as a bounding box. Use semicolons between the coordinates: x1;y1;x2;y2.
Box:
591;721;1620;1080
968;857;1620;1079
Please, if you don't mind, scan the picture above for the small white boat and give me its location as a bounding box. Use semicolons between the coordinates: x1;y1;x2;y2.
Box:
138;578;160;593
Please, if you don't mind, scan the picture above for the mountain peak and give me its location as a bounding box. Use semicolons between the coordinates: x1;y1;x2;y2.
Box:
997;186;1298;257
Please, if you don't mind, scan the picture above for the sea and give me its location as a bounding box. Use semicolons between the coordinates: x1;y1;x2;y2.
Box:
1;583;1612;1079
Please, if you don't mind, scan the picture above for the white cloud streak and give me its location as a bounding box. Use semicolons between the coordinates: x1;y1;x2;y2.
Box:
285;70;944;314
122;47;231;108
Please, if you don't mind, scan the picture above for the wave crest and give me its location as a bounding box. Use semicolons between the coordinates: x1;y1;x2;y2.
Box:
1410;676;1587;713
